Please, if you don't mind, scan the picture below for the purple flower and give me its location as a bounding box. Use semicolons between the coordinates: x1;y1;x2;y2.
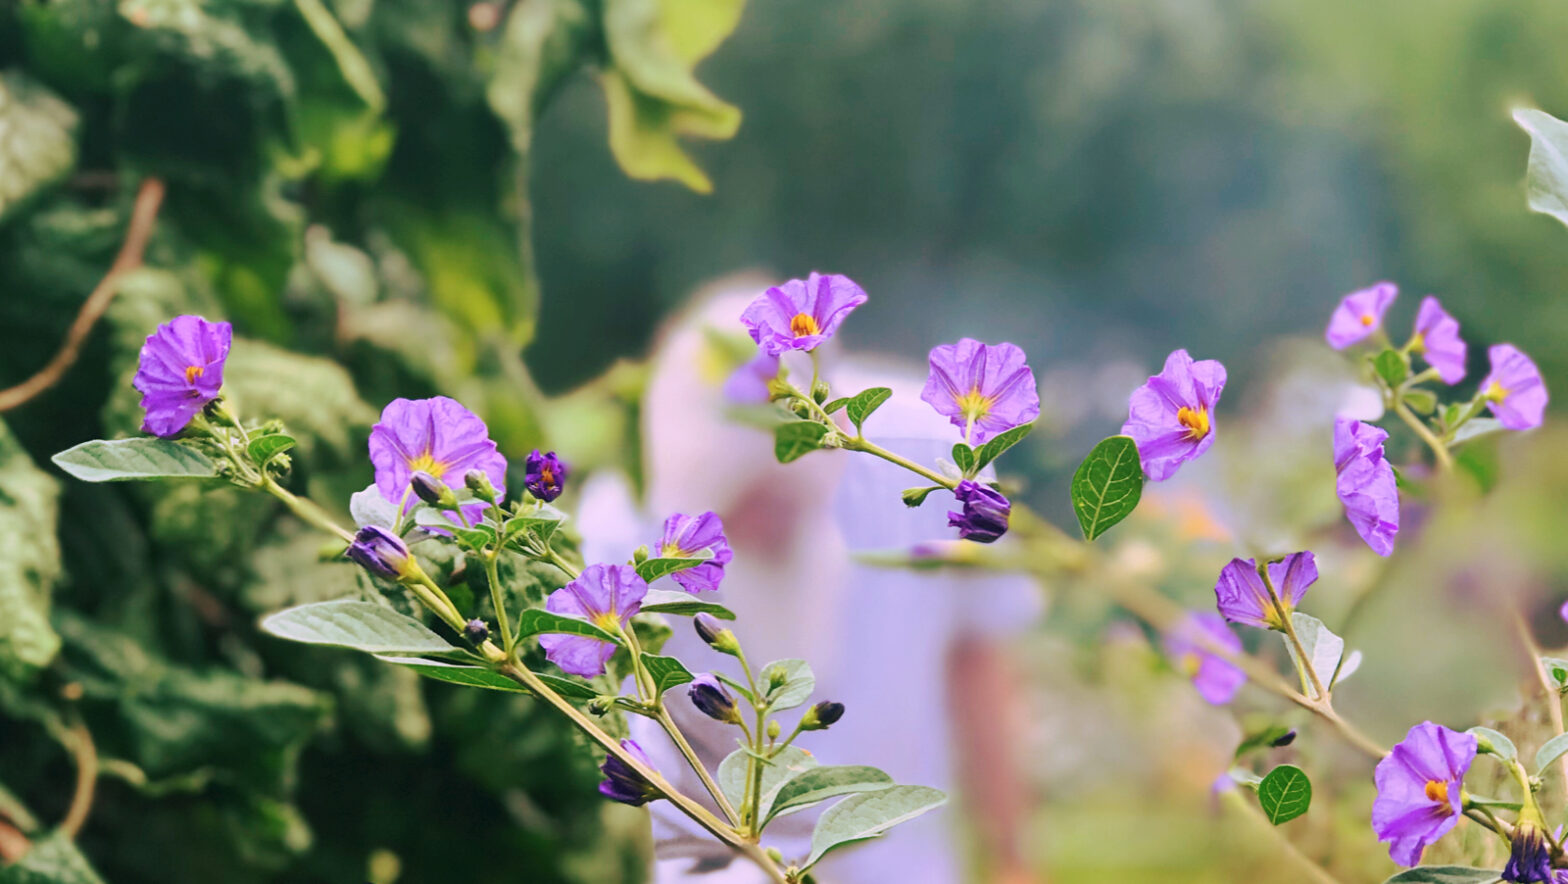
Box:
1162;612;1245;705
1372;721;1475;866
524;450;569;502
919;339;1040;445
656;511;733;593
1326;282;1397;350
369;397;507;521
345;525;415;580
1411;296;1467;385
740;273;868;356
688;674;739;723
947;480;1011;543
539;564;647;678
1481;344;1548;431
133;315;233;437
1334;418;1399;556
1213;552;1318;630
1504;823;1555;883
723;352;780;404
1121;349;1227;481
599;739;661;806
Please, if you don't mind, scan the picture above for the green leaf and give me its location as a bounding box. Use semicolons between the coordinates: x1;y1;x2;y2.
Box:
535;672;603;701
635;553;709;584
1069;435;1144;541
246;434;296;466
1535;733;1568;776
1281;612;1343;699
640;653;694;696
0;72;79;223
1373;349;1409;387
972;423;1033;472
638;589;736;620
514;608;619;645
804;785;948;868
260;600;458;655
1233;724;1295;760
1382;868;1504;884
761;658;815;711
0;830;106;884
775;421;829;463
845;387;892;434
0;424;62;677
901;486;941;508
1404;389;1438;415
1257;764;1311;825
1542;656;1568;690
718;745;819;817
763;765;895;826
51;438;219;482
822;397;850;414
375;656;528;694
951;443;975;475
1514;107;1568;230
1451;418;1507;446
1468;726;1517;762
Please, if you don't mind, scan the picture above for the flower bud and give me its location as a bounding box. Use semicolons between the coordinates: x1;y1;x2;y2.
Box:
766;720;781;740
947;480;1011;543
694;613;740;655
411;471;458;508
588;696;615;716
633;545;650;565
688;674;740;724
599;740;661;806
464;469;498;504
789;400;811;418
464;618;490;644
764;664;789;693
524;450;568;502
799;701;844;731
346;525;417;581
811;379;830;404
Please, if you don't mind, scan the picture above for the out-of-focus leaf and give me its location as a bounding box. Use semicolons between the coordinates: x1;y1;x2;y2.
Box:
0;72;79;224
485;0;594;151
1382;868;1504;884
1467;726;1517;761
0;421;62;679
1514;108;1568;230
0;830;106;884
1281;612;1343;699
118;0;295;97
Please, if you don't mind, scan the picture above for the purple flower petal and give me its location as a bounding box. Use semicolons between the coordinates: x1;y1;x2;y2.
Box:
657;511;734;593
919;339;1041;444
740;273;868;356
1213;552;1317;630
539;564;648;677
1372;721;1475;866
723;352;780;404
1121;349;1226;481
368;397;507;518
1481;344;1548;431
1326;282;1397;350
1163;612;1245;705
1412;296;1467;385
1334;418;1399;556
133;315;233;437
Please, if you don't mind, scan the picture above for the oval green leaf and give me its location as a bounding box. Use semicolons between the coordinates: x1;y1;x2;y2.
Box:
1257;763;1311;825
1070;435;1144;541
52;438;218;482
775;421;829;463
640;653;694;697
973;423;1032;472
804;785;948;868
764;765;895;826
845;387;892;433
1467;726;1517;762
260;600;457;654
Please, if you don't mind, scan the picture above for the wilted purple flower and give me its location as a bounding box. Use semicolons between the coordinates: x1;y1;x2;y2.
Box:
1162;612;1245;705
599;739;661;806
740;273;868;356
919;339;1040;444
1411;296;1467;384
1213;552;1318;630
133;315;233;437
723;351;780;404
1481;344;1548;431
346;525;416;580
1504;823;1555;883
1372;721;1475;866
1121;349;1227;481
688;674;739;723
947;480;1010;543
1334;418;1399;556
524;450;568;502
369;397;507;522
1326;282;1397;350
654;512;733;593
539;564;647;677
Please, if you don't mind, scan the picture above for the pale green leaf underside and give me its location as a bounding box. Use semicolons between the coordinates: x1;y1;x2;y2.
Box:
260;600;456;654
52;438;219;482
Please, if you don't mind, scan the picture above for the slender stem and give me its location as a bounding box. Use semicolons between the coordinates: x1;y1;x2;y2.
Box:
59;717;97;840
542;546;582;580
1259;563;1327;700
497;662;787;884
484;552;515;657
619;623;655;702
261;477;356;544
1441;395;1490;443
1512;605;1568;796
1221;789;1339;884
746;703;768;835
840;437;955;489
656;707;742;826
408;570;467;631
1391;397;1453;471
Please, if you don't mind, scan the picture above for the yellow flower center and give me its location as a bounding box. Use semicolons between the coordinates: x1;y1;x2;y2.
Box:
954;388;994;422
1485;381;1509;403
407;452;448;479
185;365;205;384
1360;313;1376;327
1180;652;1202;677
1177;406;1210;441
591;610;622;632
1424;779;1452;809
789;313;820;337
1408;331;1425;354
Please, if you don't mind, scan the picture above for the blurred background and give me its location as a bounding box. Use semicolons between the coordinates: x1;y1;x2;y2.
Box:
2;0;1567;881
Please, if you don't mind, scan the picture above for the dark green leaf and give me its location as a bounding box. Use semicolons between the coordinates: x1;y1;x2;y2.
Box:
972;423;1033;472
901;486;941;508
515;608;619;644
535;673;602;701
845;387;892;433
1233;724;1295;760
638;589;736;619
0;425;62;677
376;656;528;694
52;438;219;482
822;397;850;414
951;443;975;475
775;421;829;463
764;765;895;825
246;434;296;466
260;600;457;655
1542;656;1568;690
640;653;694;697
804;785;948;868
0;72;79;223
1069;435;1144;541
0;830;106;884
1257;764;1311;825
1373;349;1408;387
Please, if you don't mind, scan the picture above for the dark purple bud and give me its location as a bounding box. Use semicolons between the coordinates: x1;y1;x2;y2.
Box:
524;450;569;502
1271;729;1297;748
694;613;739;655
346;525;415;580
947;480;1011;543
464;619;490;644
800;700;844;731
598;739;660;806
410;471;451;506
688;674;739;723
1503;821;1553;883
